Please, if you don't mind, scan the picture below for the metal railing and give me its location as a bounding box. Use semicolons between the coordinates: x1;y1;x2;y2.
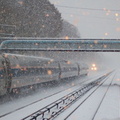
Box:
0;38;120;52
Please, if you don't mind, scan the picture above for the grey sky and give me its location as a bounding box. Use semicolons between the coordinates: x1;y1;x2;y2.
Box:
49;0;120;39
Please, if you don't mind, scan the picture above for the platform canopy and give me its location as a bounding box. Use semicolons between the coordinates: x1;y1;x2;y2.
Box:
0;38;120;52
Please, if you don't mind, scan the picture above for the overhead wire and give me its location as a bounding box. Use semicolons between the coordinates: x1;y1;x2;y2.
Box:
55;5;120;12
54;5;120;21
61;12;119;21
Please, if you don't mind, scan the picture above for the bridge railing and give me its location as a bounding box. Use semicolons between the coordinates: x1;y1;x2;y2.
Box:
0;38;120;52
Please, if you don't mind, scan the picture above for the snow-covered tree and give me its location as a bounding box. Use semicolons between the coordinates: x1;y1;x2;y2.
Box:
0;0;62;37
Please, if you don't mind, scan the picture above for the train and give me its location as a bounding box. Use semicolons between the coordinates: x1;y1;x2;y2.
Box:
0;53;88;96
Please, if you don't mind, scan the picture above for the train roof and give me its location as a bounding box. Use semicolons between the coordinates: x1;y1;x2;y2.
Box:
2;53;54;61
2;53;73;63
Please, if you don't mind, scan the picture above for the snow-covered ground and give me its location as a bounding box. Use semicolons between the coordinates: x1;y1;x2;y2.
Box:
1;70;119;120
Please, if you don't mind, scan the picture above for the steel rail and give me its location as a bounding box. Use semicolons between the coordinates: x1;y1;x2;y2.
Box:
91;73;116;120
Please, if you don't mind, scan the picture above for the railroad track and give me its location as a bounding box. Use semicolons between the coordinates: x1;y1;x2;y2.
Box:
64;72;116;120
0;71;112;120
91;73;116;120
22;72;112;120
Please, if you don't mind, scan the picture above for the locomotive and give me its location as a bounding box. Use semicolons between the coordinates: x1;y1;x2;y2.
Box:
0;53;88;96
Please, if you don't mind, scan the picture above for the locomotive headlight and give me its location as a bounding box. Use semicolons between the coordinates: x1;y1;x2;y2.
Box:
91;67;94;70
94;67;97;71
91;64;97;71
92;64;96;67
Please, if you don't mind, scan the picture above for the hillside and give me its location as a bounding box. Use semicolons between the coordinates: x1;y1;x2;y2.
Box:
59;20;80;38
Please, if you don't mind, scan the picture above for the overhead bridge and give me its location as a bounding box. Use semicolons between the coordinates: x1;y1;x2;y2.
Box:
0;38;120;52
